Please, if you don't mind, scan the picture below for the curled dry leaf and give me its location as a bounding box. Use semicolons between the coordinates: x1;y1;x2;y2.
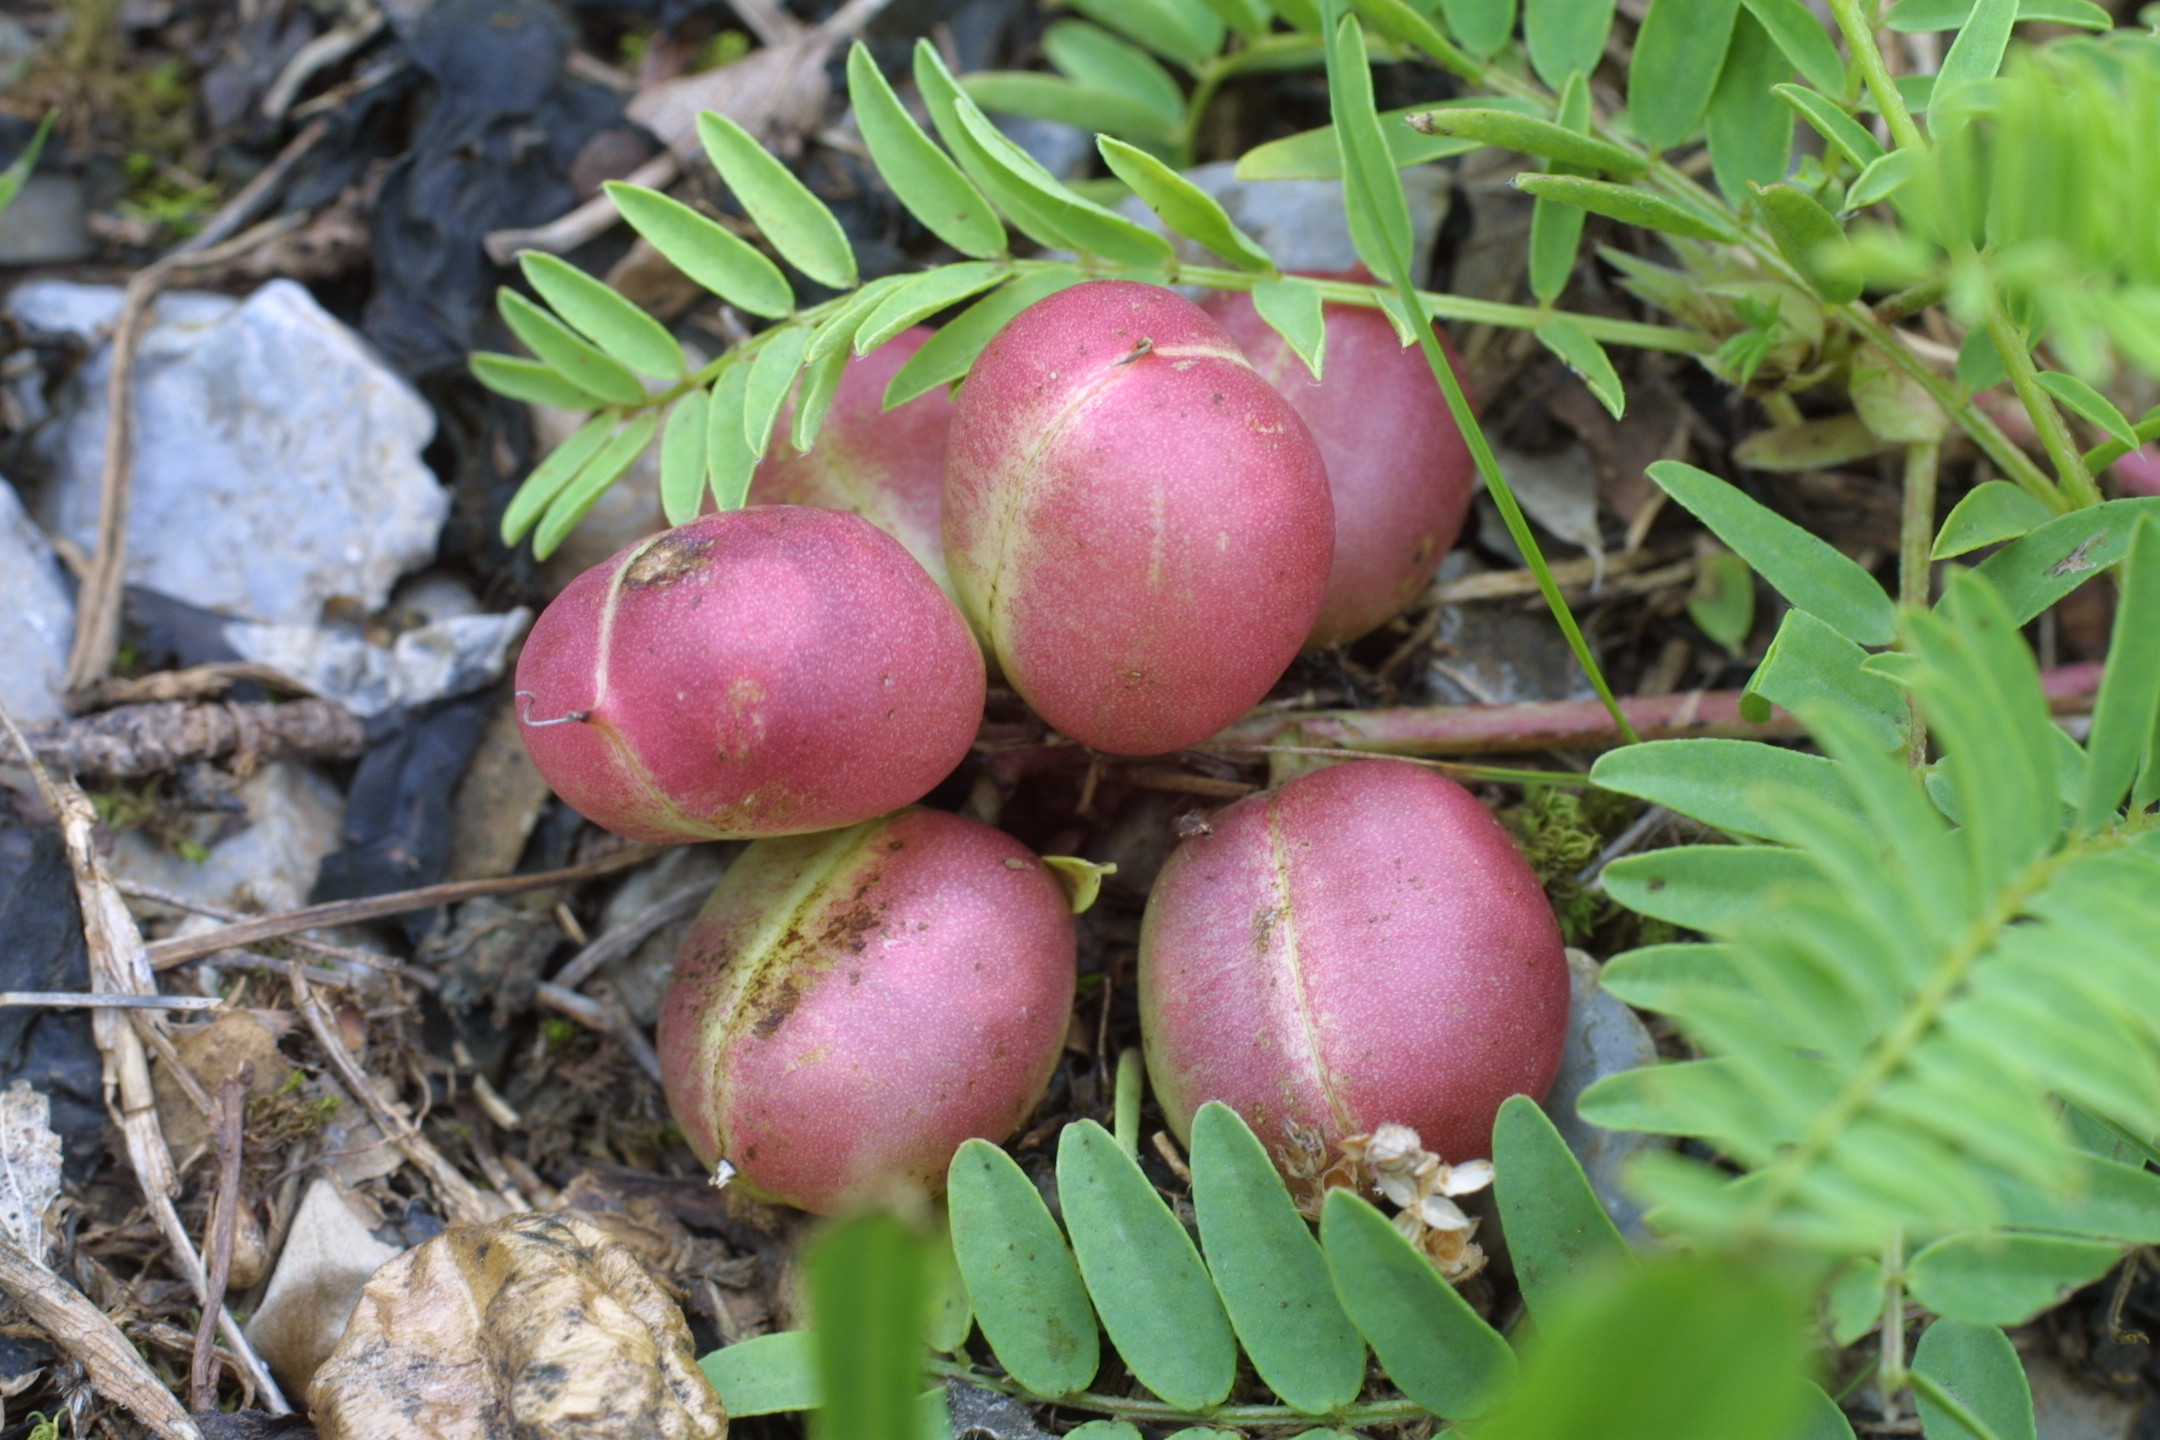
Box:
0;1081;64;1260
1341;1123;1493;1282
308;1212;726;1440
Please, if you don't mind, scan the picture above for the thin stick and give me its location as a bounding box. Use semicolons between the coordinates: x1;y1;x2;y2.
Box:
118;881;441;989
0;992;219;1011
550;880;709;991
145;846;657;970
170;119;329;256
189;1068;249;1412
0;1238;200;1440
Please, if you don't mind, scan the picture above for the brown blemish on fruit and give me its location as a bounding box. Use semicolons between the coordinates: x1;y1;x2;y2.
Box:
623;531;716;588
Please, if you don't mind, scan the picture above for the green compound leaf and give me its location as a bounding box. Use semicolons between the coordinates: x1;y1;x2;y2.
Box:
1774;84;1885;170
1319;1189;1515;1419
1628;0;1744;152
1407;106;1645;175
1906;1232;2122;1326
500;413;615;546
1592;740;1861;844
1887;0;2108;28
961;74;1183;153
854;263;1010;358
1534;317;1625;419
1098;137;1276;273
1057;1120;1236;1412
1705;11;1795;206
498;290;648;406
1754;183;1862;304
706;361;759;512
2078;517;2160;831
1513;174;1735;242
947;1139;1099;1398
519;251;685;379
1973;498;2160;625
1491;1096;1632;1323
1911;1321;2037;1440
884;266;1086;409
1044;21;1186;129
1189;1103;1365;1415
1601;845;1823;931
806;1211;929;1440
1528;72;1592;305
744;323;812;454
1474;1256;1809;1440
698;112;859;291
2037;371;2139;447
1931;479;2054;559
533;412;659;560
1437;0;1516;59
1525;0;1616;88
847;44;1006;261
1648;460;1896;645
1250;276;1328;379
1741;0;1844;95
469;352;609;410
702;1331;819;1416
606;181;795;319
659;388;711;526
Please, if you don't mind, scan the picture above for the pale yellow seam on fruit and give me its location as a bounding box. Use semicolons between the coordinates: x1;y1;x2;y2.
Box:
1265;797;1353;1140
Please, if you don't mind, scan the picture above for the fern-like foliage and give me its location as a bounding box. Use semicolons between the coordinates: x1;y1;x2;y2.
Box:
1583;524;2160;1262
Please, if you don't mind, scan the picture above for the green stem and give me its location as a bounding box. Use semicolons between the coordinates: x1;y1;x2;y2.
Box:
1113;1049;1143;1159
1984;290;2104;508
1899;440;1939;768
1822;0;1927;151
1879;1229;1907;1425
925;1360;1432;1428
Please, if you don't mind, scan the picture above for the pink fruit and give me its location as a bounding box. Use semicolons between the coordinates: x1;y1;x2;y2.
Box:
514;508;984;844
944;280;1334;757
1139;760;1569;1166
747;326;959;602
1203;270;1476;648
656;808;1077;1214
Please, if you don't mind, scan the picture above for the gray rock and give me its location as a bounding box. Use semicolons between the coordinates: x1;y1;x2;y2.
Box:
593;844;731;1026
11;278;447;624
0;477;75;725
110;761;345;916
1494;443;1605;557
244;1178;406;1399
1115;160;1453;276
1546;949;1667;1242
0;173;92;266
222;609;532;719
998;115;1098;182
2024;1352;2141;1440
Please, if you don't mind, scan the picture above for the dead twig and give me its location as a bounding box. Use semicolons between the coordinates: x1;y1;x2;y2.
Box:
550;881;710;992
144;846;658;970
536;981;665;1084
22;698;366;778
0;698;291;1413
0;992;219;1011
117;881;441;989
189;1068;250;1412
287;963;517;1226
171;118;331;254
0;1238;201;1440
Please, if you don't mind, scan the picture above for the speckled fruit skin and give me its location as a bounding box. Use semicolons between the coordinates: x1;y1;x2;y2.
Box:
1139;760;1569;1166
656;808;1077;1214
747;326;959;603
1203;271;1476;649
514;508;984;844
944;280;1333;757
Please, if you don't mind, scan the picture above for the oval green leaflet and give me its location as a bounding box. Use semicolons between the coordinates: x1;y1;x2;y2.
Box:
706;361;759;512
961;74;1183;155
791;339;853;456
1069;0;1223;71
1845;148;1920;210
1057;1120;1237;1412
1513;174;1735;242
1436;0;1515;59
946;101;1177;271
884;265;1086;409
1528;72;1592;306
702;1330;819;1416
1933;0;2018;106
1691;547;1755;654
500;413;615;546
1772;84;1885;170
1235;101;1518;180
605;180;795;319
1888;0;2108;28
1627;0;1744;153
1407;107;1644;176
1096;137;1275;273
1601;844;1824;931
1592;740;1864;844
1647;459;1896;645
1534;317;1625;419
470;352;608;410
1319;1190;1515;1418
1525;0;1616;89
497;289;647;407
697;112;858;291
846;44;1006;261
518;251;684;379
533;412;661;559
744;324;812;454
1740;0;1845;94
1911;1320;2038;1440
1704;11;1794;205
1753;183;1862;304
1250;276;1328;379
1325;13;1414;280
1933;479;2054;560
2037;371;2138;448
1188;1102;1365;1415
946;1138;1099;1398
1906;1232;2122;1326
659;387;711;525
854;262;1013;357
1043;20;1186;131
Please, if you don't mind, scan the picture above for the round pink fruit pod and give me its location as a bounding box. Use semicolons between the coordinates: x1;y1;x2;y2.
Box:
1203;270;1476;649
748;326;960;604
1139;759;1569;1167
656;808;1077;1214
514;508;984;844
944;280;1333;757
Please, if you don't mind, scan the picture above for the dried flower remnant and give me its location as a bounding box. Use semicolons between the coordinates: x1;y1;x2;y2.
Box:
1341;1123;1495;1282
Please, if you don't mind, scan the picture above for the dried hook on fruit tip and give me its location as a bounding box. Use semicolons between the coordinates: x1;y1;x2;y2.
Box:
516;691;590;728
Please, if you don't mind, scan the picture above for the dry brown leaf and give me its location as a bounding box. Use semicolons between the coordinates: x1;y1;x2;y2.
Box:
309;1212;726;1440
0;1082;63;1260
